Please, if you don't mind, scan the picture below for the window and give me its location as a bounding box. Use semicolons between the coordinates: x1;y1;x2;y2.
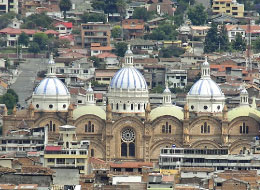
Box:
191;105;194;110
49;104;53;109
47;120;56;132
91;149;94;157
48;158;55;162
240;122;249;134
201;122;210;134
204;106;208;110
162;122;172;134
131;104;133;110
116;103;119;110
36;104;39;108
85;121;94;133
138;104;140;110
63;104;66;108
121;128;135;157
123;104;126;110
10;34;16;37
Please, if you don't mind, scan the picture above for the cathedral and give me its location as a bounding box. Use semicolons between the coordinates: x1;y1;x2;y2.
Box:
2;46;260;162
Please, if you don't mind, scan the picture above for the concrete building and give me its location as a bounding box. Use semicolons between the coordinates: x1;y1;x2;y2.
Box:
212;0;244;18
44;125;89;174
0;0;18;14
81;23;111;48
165;69;187;89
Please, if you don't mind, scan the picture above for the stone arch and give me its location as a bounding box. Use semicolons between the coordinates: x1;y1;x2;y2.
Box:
228;116;259;136
152;115;183;135
189;116;222;135
74;114;106;135
229;139;251;154
150;139;181;161
88;139;106;159
111;116;144;160
34;116;66;133
190;140;221;149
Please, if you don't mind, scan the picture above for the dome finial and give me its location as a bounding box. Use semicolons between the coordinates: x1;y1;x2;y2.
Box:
46;52;56;77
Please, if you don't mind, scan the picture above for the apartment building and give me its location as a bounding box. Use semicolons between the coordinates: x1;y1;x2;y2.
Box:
44;125;89;174
81;23;111;48
0;0;18;14
165;69;187;89
212;0;244;18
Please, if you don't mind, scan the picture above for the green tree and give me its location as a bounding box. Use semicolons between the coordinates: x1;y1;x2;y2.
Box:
21;13;53;29
0;93;16;110
159;46;185;58
132;7;153;21
150;85;164;93
92;0;118;14
33;33;49;50
187;4;207;26
0;12;16;29
80;12;106;23
148;23;178;40
204;22;219;53
59;0;72;19
253;37;260;52
89;56;101;68
232;33;246;51
116;0;127;19
219;24;230;51
111;25;122;38
115;42;128;57
18;32;29;47
28;42;40;56
7;89;18;103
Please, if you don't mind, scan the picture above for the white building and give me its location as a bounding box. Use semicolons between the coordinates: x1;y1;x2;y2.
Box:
107;45;149;114
187;57;225;113
226;25;245;42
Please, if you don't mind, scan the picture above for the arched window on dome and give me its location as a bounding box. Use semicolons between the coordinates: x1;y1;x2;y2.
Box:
131;104;134;110
123;104;126;110
85;121;94;133
201;122;210;134
116;103;119;110
138;104;140;110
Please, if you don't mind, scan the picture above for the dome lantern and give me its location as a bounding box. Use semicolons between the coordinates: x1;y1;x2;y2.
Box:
163;82;172;106
86;82;95;106
124;44;133;67
201;56;210;79
46;53;56;77
240;82;249;106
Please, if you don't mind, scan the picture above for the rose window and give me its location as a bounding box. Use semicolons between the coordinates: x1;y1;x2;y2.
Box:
121;128;135;142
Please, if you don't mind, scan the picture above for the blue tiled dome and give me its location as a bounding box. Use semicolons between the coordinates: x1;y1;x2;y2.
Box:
188;78;223;96
110;67;147;90
34;77;69;96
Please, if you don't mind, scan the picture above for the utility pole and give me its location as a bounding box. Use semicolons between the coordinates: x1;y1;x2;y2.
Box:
247;17;251;71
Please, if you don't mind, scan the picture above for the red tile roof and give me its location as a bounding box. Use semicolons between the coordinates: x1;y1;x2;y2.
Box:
54;22;73;28
97;52;117;59
110;162;153;168
91;46;113;51
60;34;74;42
45;146;62;151
0;28;40;35
45;30;59;35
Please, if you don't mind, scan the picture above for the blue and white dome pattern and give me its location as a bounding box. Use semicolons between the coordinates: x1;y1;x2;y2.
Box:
110;67;148;90
188;78;223;96
34;77;69;96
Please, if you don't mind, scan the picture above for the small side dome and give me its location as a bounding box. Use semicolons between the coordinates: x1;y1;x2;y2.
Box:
228;106;260;122
86;82;93;92
73;105;106;120
150;106;184;121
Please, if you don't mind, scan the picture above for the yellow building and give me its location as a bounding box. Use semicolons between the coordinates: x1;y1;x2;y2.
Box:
212;0;244;18
44;125;89;174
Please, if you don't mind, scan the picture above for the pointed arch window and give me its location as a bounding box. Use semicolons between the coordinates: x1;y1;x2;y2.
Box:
47;121;56;132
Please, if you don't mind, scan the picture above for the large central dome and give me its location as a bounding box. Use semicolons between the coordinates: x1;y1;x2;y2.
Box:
110;67;147;90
